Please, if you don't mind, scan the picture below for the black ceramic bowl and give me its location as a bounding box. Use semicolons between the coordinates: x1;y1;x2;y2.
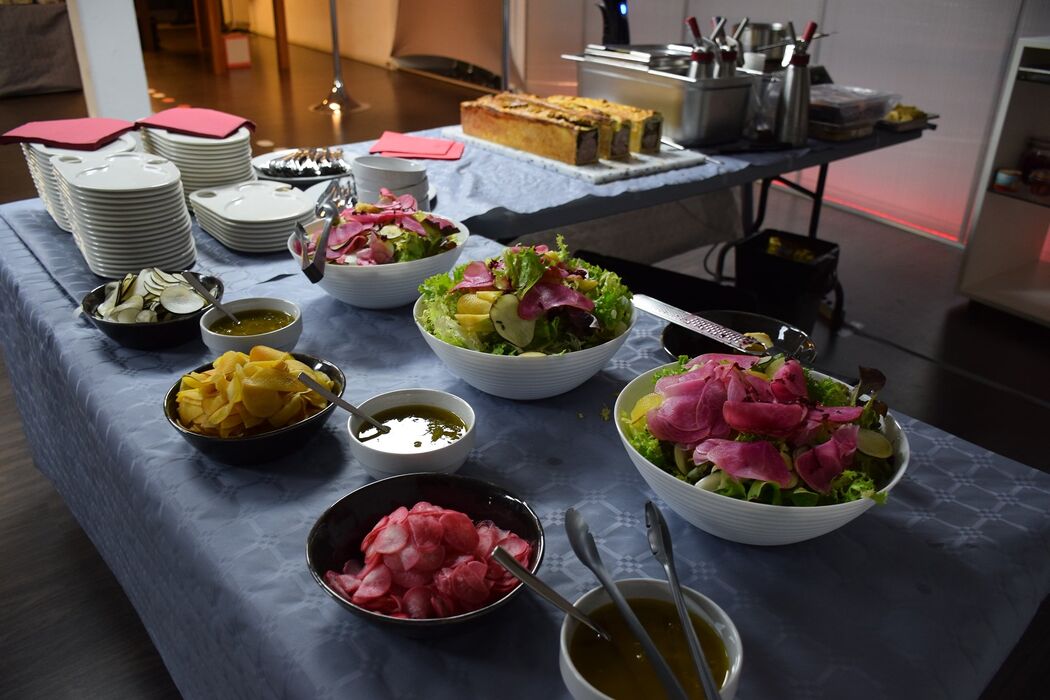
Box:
163;352;345;465
82;273;224;350
662;309;817;362
307;473;545;636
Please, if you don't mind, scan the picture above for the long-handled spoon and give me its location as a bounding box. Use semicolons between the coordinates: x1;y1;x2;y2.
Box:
182;271;239;326
491;546;612;642
564;508;688;700
645;501;721;700
296;372;389;434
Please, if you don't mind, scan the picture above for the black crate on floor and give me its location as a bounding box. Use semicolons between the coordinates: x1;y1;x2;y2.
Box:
733;230;839;333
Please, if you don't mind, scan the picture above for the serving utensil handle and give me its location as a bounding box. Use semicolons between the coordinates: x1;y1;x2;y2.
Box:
296;372;388;433
492;547;612;642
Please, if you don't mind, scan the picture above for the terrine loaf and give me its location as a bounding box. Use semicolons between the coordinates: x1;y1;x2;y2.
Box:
460;93;610;165
507;93;630;160
547;96;663;154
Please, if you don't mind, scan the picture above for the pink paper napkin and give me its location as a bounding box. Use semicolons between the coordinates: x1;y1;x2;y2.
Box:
378;142;465;161
369;131;463;159
0;117;136;150
136;107;255;139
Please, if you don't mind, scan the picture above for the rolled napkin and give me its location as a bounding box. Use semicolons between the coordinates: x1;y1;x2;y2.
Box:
0;117;136;150
369;130;464;160
136;107;254;139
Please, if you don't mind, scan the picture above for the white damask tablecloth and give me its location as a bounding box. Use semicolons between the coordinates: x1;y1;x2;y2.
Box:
0;198;1048;700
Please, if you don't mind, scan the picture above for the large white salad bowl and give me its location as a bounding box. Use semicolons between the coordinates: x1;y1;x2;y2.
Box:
614;363;910;546
413;297;634;400
286;219;469;309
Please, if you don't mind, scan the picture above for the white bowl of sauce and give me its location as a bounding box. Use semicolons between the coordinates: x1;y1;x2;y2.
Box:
560;578;743;700
347;388;476;479
199;296;302;355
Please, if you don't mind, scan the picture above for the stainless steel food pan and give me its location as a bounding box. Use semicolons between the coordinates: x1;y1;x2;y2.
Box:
565;54;754;146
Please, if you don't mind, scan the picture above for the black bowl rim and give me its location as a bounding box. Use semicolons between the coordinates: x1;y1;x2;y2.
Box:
81;272;225;328
306;472;546;627
163;351;346;444
660;309;813;360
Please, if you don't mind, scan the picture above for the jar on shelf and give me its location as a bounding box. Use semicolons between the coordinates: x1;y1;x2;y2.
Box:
1020;137;1050;182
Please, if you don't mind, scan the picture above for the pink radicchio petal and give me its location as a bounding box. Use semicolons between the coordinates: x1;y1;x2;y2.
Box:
792;406;865;446
367;232;395;264
743;372;774;402
398;214;427;236
692;439;794;488
329;219;371;250
795;425;859;494
770;360;808;403
686;353;762;369
451;261;496;292
424;213;456;230
354;248;377;265
517;282;595;321
646;380;730;444
395;193;418;210
722;400;806;438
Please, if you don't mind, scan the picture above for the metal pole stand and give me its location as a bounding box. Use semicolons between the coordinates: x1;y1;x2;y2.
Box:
311;0;369;113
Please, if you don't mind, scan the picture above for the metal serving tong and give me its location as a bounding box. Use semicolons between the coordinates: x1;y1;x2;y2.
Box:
645;501;721;700
298;178;355;283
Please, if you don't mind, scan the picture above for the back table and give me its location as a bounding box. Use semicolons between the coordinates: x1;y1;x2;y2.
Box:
1;128;1048;699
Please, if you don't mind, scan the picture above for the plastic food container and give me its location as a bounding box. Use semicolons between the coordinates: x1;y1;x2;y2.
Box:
809;84;900;124
809;119;875;141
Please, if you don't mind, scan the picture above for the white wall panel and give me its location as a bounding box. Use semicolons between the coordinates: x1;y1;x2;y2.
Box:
800;0;1025;240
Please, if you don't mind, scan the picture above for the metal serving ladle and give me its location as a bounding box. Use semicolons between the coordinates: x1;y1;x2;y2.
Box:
565;508;689;700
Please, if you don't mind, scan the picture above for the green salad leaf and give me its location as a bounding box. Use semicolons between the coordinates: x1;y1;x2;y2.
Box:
416;237;633;356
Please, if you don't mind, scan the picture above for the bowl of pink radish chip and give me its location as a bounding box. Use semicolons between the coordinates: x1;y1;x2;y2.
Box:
307;473;543;633
615;354;909;546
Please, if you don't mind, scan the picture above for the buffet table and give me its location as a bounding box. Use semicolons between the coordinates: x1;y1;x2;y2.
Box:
344;128;924;242
1;197;1049;700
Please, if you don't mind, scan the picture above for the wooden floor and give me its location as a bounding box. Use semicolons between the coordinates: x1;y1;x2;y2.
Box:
1;27;1048;700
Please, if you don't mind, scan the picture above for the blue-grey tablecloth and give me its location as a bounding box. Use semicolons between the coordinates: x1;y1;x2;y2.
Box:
1;198;1048;700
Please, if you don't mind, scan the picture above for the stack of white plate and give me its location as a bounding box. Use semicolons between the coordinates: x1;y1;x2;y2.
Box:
19;133;138;232
141;126;254;199
52;152;196;277
190;181;316;253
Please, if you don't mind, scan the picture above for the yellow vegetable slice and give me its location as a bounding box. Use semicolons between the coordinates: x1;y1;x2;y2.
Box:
457;293;493;315
857;428;894;458
241;383;282;417
249;345;289;362
630;392;663;424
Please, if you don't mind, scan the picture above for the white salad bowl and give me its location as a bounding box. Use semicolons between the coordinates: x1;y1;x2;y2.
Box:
286;220;469;309
413;298;634;400
614;363;910;546
560;578;742;700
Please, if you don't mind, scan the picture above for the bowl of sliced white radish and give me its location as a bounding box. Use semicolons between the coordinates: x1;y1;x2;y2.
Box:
81;268;224;350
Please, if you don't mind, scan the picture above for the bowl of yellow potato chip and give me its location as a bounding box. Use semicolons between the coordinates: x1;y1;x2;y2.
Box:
164;345;345;464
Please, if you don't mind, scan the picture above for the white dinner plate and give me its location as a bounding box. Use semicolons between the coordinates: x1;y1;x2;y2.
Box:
142;126;251;147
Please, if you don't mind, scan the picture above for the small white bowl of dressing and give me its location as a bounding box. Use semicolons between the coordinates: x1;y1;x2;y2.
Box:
346;388;476;479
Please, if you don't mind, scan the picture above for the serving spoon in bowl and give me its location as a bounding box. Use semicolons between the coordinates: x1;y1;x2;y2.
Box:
645;501;721;700
491;546;612;642
296;372;389;434
182;271;240;326
565;508;689;700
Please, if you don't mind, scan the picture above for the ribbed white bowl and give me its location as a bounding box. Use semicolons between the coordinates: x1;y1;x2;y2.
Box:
614;363;910;546
286;222;468;309
414;297;634;400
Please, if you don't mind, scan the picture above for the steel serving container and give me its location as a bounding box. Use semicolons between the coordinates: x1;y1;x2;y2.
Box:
564;50;755;146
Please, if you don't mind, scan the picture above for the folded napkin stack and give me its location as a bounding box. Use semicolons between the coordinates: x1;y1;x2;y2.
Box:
369;131;464;160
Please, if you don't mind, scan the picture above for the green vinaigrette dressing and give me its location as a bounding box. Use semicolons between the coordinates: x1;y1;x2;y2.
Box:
569;598;729;700
356;405;466;452
209;309;295;336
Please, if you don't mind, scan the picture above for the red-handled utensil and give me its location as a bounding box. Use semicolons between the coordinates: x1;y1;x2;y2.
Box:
801;21;818;45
